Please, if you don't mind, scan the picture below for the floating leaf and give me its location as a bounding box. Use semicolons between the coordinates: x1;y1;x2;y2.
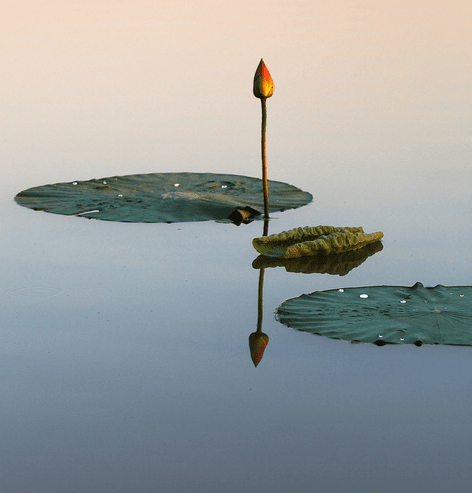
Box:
14;172;313;223
276;283;472;346
252;242;383;275
253;225;383;258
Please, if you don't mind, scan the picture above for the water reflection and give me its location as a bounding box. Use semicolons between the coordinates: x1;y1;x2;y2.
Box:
252;241;383;275
248;267;270;367
248;218;270;367
249;221;384;365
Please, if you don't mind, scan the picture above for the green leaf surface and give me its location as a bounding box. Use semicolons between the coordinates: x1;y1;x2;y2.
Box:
253;225;383;258
276;282;472;346
14;172;313;223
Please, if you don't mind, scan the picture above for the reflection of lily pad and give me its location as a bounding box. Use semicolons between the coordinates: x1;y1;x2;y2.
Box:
14;172;313;223
276;283;472;346
252;242;383;275
253;226;383;258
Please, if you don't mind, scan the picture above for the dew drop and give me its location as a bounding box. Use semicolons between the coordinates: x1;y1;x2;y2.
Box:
378;335;383;338
118;194;123;197
103;181;107;184
338;289;344;293
174;183;180;187
400;338;405;341
460;294;465;297
400;300;407;304
72;181;78;185
360;294;368;299
221;185;228;189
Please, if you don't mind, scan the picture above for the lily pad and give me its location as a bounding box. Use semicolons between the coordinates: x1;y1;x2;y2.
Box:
253;225;383;258
276;282;472;346
14;172;313;223
252;241;383;275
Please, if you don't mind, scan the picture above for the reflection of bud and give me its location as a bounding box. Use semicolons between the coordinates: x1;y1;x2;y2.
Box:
249;332;269;367
253;59;274;99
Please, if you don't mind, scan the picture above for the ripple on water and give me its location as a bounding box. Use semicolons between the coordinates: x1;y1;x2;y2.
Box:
6;286;66;298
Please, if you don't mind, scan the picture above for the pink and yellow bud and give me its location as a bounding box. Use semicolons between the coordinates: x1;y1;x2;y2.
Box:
253;59;274;99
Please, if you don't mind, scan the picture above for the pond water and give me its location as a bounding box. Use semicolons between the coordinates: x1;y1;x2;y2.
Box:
2;1;472;492
2;166;471;493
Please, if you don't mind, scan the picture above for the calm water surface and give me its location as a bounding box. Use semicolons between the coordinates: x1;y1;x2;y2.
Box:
1;167;471;492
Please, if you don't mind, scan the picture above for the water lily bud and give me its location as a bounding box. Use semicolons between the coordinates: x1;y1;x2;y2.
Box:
249;332;269;367
253;59;274;99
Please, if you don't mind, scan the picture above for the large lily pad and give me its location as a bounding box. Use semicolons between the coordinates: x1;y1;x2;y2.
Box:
253;226;383;258
276;282;472;346
14;172;313;223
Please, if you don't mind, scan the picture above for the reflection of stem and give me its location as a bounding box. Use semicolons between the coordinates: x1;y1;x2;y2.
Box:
258;217;269;330
249;220;270;367
261;97;269;220
258;217;268;331
256;268;265;334
262;217;269;237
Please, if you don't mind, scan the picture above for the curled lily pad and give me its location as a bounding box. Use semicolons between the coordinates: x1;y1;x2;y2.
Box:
252;241;383;275
253;226;383;258
276;282;472;346
14;172;313;223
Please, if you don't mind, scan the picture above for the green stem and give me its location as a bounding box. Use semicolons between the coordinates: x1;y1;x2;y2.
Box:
260;97;269;220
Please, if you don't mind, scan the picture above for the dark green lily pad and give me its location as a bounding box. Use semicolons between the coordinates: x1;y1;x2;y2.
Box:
14;172;313;223
276;282;472;346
